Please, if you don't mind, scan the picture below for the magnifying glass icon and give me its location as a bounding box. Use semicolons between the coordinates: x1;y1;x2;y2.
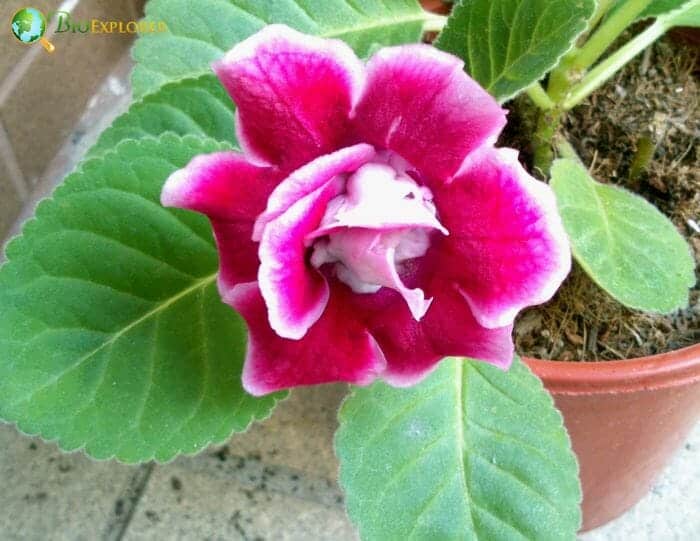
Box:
11;7;55;53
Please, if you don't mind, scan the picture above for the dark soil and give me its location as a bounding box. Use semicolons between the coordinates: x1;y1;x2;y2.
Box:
507;37;700;361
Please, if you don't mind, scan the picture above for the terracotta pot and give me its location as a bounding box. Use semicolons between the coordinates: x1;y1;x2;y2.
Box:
419;0;451;15
524;344;700;532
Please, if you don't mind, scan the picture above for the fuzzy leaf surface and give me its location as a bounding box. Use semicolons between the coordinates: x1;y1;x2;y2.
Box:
336;357;581;540
132;0;430;97
435;0;596;102
551;158;695;313
0;135;283;463
90;75;237;158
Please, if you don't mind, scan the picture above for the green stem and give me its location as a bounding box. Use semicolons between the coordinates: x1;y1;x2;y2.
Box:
563;18;666;109
586;0;616;35
546;51;578;102
554;136;584;164
422;13;447;33
629;135;656;180
532;108;563;177
571;0;653;72
526;83;555;110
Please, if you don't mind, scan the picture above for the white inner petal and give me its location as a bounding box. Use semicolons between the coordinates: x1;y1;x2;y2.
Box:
308;159;448;321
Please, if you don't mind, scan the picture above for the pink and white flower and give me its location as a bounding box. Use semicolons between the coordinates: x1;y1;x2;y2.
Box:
161;25;571;396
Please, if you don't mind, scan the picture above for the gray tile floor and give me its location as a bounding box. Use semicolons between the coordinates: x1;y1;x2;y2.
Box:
1;387;698;540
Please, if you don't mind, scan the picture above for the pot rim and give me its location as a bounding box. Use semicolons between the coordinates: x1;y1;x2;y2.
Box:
523;343;700;394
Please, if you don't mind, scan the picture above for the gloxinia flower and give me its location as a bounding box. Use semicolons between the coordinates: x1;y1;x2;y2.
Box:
161;25;571;396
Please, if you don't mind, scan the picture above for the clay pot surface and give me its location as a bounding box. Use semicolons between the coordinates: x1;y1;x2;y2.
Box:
525;344;700;531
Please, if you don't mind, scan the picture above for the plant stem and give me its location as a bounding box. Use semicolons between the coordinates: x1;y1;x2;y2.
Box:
546;51;578;102
422;13;447;33
563;18;666;109
586;0;616;35
554;136;584;164
531;0;658;177
526;83;555;110
532;108;563;177
629;135;656;179
571;0;653;72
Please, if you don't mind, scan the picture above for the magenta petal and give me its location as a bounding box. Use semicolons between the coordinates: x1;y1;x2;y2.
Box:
213;219;264;306
253;144;375;241
434;147;571;329
214;24;365;171
161;151;281;301
364;283;514;387
232;283;385;396
353;45;506;182
258;176;346;340
161;151;277;220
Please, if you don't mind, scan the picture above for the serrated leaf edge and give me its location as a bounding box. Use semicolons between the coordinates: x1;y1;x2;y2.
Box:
435;0;596;103
0;133;285;464
334;357;581;540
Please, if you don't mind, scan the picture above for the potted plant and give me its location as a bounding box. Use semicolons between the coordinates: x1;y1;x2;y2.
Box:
1;0;697;539
437;0;700;530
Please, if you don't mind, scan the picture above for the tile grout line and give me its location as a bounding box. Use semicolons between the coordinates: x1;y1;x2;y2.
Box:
0;120;28;200
102;462;155;541
5;50;134;244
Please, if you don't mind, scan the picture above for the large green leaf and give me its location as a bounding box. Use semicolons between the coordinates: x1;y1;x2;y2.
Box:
550;159;695;313
435;0;596;102
89;75;237;158
132;0;431;97
0;134;284;463
336;357;581;540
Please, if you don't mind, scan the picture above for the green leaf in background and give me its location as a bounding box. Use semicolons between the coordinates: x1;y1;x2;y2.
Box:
609;0;699;22
656;0;700;26
550;158;695;313
89;75;237;159
0;134;284;463
641;0;691;17
336;357;581;540
132;0;431;98
435;0;596;103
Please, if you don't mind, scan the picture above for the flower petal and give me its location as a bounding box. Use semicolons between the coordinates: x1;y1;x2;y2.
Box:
232;282;386;396
161;151;281;302
361;280;514;387
258;175;345;340
253;144;375;241
161;151;277;220
352;45;506;182
434;147;571;329
214;24;365;171
307;162;447;235
310;228;434;321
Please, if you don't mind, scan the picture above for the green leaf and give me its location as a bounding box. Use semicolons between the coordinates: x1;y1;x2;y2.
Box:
0;134;284;463
89;75;237;158
550;158;695;313
641;0;690;17
336;357;581;540
609;0;699;23
435;0;596;103
132;0;431;98
656;0;700;26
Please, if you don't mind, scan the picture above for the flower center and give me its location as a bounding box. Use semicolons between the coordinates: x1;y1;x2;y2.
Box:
306;158;448;321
